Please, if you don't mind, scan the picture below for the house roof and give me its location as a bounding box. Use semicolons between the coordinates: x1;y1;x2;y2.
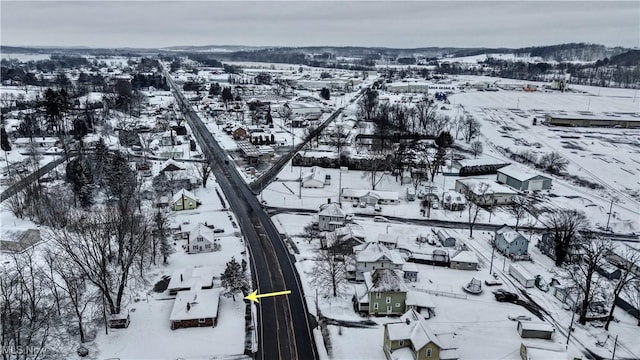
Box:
190;223;214;244
356;242;405;265
456;178;518;195
377;233;399;245
318;202;346;218
501;230;526;244
167;266;215;292
498;164;549;182
496;225;513;234
450;250;478;264
518;321;555;332
341;188;399;201
386;309;443;350
172;188;200;204
169;288;222;321
160;158;186;172
364;269;408;293
303;167;326;185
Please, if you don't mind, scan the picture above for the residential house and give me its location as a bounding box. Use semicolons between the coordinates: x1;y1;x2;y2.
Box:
403;263;418;282
442;191;466;211
455;178;517;206
341;189;400;205
495;225;529;257
172;189;201;211
536;233;584;264
408;249;450;267
303;166;330;188
325;224;365;254
519;342;568;360
169;288;222;330
606;243;640;277
232;126;248;140
517;321;555;339
497;165;552;192
352;242;405;281
449;250;479;270
365;269;408;316
436;229;457;248
377;233;400;249
318;202;347;231
383;309;459;360
160;158;186;173
167;266;215;295
188;224;220;254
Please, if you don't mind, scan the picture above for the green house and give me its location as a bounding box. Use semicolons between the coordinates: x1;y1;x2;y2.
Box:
383;309;458;360
172;189;201;211
365;269;408;316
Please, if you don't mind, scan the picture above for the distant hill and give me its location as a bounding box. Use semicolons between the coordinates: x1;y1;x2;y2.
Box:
607;50;640;66
515;43;628;62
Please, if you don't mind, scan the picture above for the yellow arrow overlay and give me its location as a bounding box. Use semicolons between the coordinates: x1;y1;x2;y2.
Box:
244;290;291;303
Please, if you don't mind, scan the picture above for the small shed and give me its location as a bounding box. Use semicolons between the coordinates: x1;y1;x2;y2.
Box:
497;165;552;192
517;321;555;339
402;263;418;282
437;229;457;248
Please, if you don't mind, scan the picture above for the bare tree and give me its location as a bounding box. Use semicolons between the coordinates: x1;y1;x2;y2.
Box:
50;207;150;315
467;182;490;238
622;279;640;326
461;117;481;143
302;223;317;245
192;161;212;188
565;233;611;325
539;152;569;174
506;195;530;231
363;152;391;190
309;250;347;297
470;140;483;158
541;208;589;266
604;245;640;330
0;250;53;360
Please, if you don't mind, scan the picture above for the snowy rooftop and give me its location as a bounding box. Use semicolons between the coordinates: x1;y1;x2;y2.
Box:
501;230;526;244
497;164;549;182
405;291;436;309
450;250;479;263
341;188;399;201
364;269;408;293
455;157;510;168
456;178;518;195
172;189;200;204
386;309;443;350
169;288;222;321
547;113;640;122
167;266;215;292
355;242;404;264
318;202;346;218
190;223;215;243
518;320;555;332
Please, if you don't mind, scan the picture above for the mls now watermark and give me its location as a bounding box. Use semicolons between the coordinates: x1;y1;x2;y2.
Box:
1;345;41;356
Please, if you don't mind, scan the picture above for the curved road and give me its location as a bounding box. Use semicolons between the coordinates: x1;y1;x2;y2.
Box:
165;72;317;360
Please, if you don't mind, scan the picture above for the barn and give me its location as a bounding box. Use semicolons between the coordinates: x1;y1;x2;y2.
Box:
497;165;551;192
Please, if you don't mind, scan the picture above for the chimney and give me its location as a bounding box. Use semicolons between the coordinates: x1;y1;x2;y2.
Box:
327;198;331;204
186;302;191;312
180;274;183;282
405;318;410;325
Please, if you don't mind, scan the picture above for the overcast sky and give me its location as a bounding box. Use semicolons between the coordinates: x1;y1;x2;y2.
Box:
1;1;638;49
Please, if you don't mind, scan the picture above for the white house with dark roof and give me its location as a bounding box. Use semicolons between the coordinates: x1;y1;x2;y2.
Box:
169;288;222;329
497;164;552;192
317;202;346;231
353;242;405;281
383;308;459;360
495;225;529;256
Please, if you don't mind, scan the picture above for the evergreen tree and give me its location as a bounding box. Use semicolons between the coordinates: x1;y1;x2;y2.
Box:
1;128;11;151
220;257;249;301
320;88;330;100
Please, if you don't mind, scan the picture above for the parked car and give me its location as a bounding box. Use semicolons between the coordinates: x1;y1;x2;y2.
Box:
374;204;381;212
374;216;389;222
359;201;366;208
508;315;532;321
493;289;519;302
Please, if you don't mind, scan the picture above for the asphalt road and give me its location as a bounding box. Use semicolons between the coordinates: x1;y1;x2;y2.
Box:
165;73;317;360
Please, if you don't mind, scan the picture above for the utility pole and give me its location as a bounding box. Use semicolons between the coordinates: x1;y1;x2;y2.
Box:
565;306;576;350
611;334;618;360
489;242;496;274
605;198;614;231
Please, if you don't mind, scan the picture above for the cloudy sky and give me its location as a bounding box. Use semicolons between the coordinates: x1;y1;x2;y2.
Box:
1;1;638;49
